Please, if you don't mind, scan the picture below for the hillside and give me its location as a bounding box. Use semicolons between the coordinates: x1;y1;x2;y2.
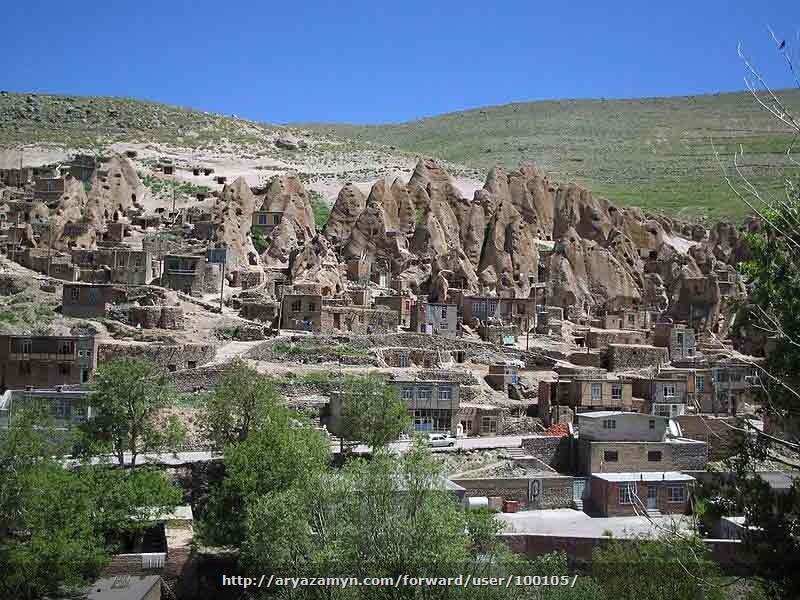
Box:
307;90;800;219
2;90;800;219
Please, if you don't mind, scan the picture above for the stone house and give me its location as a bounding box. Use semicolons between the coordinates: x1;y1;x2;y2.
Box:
324;378;460;437
62;282;117;318
71;246;153;285
711;360;760;415
653;322;697;361
575;411;708;476
599;308;652;331
462;296;536;332
162;254;222;295
606;343;670;371
486;362;520;392
538;376;636;421
629;374;690;418
280;293;323;331
345;257;370;284
590;471;695;516
33;175;66;204
281;294;399;334
374;295;413;328
411;301;459;338
457;402;503;437
0;334;97;389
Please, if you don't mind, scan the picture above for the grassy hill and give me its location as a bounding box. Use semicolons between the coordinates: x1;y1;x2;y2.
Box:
2;90;800;220
306;90;800;220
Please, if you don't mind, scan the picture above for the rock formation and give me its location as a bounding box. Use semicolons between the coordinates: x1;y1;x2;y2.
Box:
260;173;316;268
210;177;261;272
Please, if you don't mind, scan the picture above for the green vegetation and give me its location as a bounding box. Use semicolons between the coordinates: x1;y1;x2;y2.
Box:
250;226;269;253
415;206;428;225
272;340;368;358
306;90;800;219
340;373;411;449
308;189;331;227
0;405;181;598
197;358;285;450
75;358;185;466
141;173;210;198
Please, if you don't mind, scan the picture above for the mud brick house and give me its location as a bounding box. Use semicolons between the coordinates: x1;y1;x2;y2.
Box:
72;248;154;285
590;471;694;516
281;294;398;334
711;359;760;415
0;334;97;389
62;282;117;318
575;411;708;476
345;257;370;284
280;292;323;331
374;295;413;328
411;301;459;338
628;373;691;418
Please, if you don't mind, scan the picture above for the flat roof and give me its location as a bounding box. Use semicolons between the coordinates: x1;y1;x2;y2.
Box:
592;472;695;483
84;575;160;600
578;411;667;420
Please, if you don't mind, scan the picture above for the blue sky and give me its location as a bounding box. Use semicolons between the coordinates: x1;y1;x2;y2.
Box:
2;1;798;123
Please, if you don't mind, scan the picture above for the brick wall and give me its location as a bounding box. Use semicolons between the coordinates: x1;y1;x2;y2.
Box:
578;438;708;475
450;476;573;509
607;344;669;370
99;342;216;371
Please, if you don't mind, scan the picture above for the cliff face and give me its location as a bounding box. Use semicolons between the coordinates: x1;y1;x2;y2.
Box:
260;173;316;269
210;177;261;272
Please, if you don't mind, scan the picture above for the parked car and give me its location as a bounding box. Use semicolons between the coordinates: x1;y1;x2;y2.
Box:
427;433;456;447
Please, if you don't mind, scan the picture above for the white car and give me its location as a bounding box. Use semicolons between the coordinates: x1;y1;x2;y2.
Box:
427;433;456;447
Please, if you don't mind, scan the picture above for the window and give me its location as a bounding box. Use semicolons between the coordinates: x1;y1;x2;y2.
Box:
481;415;498;434
59;341;73;354
19;362;32;375
398;355;409;368
291;300;301;312
628;313;635;324
358;314;364;324
687;348;694;357
80;369;90;383
70;287;79;301
187;361;197;369
441;306;448;319
619;484;635;504
21;339;32;354
402;387;414;401
258;214;267;225
167;364;177;372
591;383;602;401
648;450;662;462
663;385;675;398
439;387;452;402
611;384;622;401
668;485;686;503
696;376;705;393
274;214;282;225
58;363;70;376
307;302;317;312
418;388;432;402
52;397;70;419
603;419;616;430
604;450;618;462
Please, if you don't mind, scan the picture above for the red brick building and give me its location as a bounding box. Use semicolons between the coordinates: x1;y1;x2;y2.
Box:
590;471;694;516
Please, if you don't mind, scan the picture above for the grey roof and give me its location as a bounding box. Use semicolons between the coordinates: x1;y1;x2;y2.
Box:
592;471;695;483
578;411;667;420
84;576;160;600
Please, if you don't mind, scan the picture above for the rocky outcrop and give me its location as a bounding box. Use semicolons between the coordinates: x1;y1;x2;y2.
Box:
260;173;316;268
289;235;343;297
40;177;92;250
211;177;260;271
85;154;145;227
323;183;366;246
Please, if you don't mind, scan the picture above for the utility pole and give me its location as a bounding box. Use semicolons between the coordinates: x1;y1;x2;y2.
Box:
526;314;530;351
46;220;53;278
218;246;227;314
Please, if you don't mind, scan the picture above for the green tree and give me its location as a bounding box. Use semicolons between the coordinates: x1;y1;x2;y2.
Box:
251;226;269;253
198;357;284;450
78;358;184;466
592;534;725;600
197;404;330;547
340;373;411;449
0;407;181;599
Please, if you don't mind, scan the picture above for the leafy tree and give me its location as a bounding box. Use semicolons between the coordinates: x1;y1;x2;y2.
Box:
251;226;269;253
592;534;726;600
0;407;181;599
197;404;330;547
198;357;284;450
78;358;184;466
340;373;411;449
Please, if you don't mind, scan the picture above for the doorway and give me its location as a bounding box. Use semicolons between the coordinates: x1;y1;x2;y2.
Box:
647;485;658;510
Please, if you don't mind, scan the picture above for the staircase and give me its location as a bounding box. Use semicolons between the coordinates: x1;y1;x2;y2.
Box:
506;447;529;459
646;508;662;518
572;498;584;511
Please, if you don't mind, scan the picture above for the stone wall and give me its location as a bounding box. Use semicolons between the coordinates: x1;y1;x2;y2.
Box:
99;341;216;371
451;475;573;509
128;305;185;330
676;415;742;460
319;306;399;335
521;435;574;472
607;344;669;371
